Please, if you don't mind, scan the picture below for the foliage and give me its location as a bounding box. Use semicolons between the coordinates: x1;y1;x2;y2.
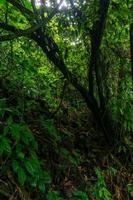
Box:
46;191;64;200
0;115;51;192
0;0;132;199
93;168;112;200
126;183;133;197
72;190;89;200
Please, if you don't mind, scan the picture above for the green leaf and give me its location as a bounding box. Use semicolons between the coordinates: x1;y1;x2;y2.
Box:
38;181;45;193
68;155;78;166
0;137;11;155
17;152;25;160
41;171;51;184
0;99;6;118
42;120;61;142
30;176;38;187
20;125;36;148
72;191;89;200
18;167;27;186
46;191;64;200
7;116;13;127
25;159;37;175
126;183;133;194
23;0;32;10
3;126;9;136
12;160;20;173
10;123;21;142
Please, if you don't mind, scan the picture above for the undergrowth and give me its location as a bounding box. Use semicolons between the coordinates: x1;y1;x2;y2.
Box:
0;95;133;200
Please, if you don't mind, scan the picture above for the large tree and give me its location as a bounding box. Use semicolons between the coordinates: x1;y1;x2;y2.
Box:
0;0;132;143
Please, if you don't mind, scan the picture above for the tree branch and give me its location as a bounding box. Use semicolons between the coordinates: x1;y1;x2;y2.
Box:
88;0;110;108
0;21;26;41
40;0;45;20
0;21;98;113
0;0;65;41
0;22;21;33
0;34;18;42
31;30;99;113
0;0;64;43
31;0;37;12
0;22;28;41
7;0;34;20
31;0;39;20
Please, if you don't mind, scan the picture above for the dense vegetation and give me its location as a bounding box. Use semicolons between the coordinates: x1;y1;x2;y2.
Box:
0;0;133;199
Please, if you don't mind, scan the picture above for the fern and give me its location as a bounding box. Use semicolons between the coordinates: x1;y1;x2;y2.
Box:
0;116;51;191
93;168;112;200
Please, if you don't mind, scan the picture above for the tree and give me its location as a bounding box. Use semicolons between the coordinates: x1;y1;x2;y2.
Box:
0;0;132;144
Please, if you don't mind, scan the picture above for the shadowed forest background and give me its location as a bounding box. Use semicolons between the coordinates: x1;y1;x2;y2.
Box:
0;0;133;199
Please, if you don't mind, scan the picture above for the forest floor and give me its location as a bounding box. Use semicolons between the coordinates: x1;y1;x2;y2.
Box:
29;106;133;200
0;104;133;200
